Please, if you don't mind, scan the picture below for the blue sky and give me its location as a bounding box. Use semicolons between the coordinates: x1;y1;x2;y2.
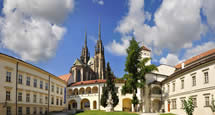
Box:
0;0;215;78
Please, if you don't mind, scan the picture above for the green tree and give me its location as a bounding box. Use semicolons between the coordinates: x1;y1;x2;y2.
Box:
210;95;215;113
184;97;195;115
122;37;141;112
101;62;119;110
138;57;158;112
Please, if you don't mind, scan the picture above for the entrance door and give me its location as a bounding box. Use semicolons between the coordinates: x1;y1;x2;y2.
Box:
123;98;132;112
168;102;170;112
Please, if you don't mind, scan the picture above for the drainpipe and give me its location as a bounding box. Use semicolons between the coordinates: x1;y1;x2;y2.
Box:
15;62;19;115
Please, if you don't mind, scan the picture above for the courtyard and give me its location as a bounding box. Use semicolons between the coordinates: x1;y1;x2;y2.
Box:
49;111;176;115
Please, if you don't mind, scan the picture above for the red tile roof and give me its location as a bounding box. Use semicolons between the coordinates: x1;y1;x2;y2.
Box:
58;73;71;82
71;79;106;86
141;45;151;51
175;48;215;69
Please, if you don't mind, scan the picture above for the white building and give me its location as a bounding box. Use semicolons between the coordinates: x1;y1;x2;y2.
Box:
162;48;215;115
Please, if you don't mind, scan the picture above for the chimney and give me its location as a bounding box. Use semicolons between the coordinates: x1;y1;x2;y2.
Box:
182;63;185;69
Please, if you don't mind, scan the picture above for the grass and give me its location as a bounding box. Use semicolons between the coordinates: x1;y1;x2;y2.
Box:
160;113;176;115
76;110;138;115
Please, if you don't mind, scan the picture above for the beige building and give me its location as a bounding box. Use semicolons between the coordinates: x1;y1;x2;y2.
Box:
0;53;67;115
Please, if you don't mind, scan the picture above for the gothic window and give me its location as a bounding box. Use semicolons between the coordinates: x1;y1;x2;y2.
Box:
77;70;81;82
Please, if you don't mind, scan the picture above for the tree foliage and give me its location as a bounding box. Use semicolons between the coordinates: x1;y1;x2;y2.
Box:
183;97;195;115
122;37;158;112
101;62;119;109
122;37;141;111
210;95;215;112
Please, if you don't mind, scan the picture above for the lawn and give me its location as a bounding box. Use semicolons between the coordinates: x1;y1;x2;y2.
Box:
160;113;176;115
76;110;138;115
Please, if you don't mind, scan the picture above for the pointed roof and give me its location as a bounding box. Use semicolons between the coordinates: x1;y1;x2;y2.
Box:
85;31;87;48
58;73;71;82
141;45;151;51
73;59;83;65
98;19;101;41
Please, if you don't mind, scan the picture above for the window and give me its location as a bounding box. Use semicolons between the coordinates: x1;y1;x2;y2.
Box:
33;94;37;103
40;107;43;114
40;95;43;104
60;88;63;95
77;70;81;82
52;85;54;92
33;107;37;115
45;83;48;90
18;107;22;115
6;91;10;101
181;79;184;89
60;99;62;106
172;82;175;92
57;87;59;94
192;76;196;86
204;72;209;83
6;71;11;82
18;92;22;102
51;97;54;104
180;98;185;109
26;107;30;115
6;106;11;115
192;97;197;107
162;87;165;93
34;79;37;88
56;98;59;105
205;96;210;107
26;93;30;103
40;81;43;89
18;74;23;84
45;96;48;104
167;84;170;93
26;77;31;86
172;99;177;109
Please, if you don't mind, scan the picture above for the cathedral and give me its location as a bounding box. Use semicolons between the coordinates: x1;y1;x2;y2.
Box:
70;22;106;83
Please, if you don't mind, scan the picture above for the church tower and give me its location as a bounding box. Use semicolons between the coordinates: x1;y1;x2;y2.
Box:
80;32;90;64
94;21;105;79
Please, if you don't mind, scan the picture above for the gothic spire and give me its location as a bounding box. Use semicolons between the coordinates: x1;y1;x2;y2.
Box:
85;31;87;48
98;19;101;41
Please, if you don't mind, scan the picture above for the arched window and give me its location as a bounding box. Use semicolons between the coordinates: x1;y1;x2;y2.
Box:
77;70;81;82
92;87;98;93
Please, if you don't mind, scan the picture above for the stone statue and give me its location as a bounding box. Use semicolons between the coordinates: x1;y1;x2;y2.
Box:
106;92;113;112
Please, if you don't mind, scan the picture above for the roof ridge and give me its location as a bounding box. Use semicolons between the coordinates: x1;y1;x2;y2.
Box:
175;48;215;69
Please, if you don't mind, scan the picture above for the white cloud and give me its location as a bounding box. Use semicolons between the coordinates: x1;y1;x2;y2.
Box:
106;37;130;56
0;0;75;62
108;0;215;57
145;11;151;21
202;0;215;31
136;0;204;54
107;0;144;55
160;53;180;66
115;0;145;34
93;0;104;5
183;41;215;59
